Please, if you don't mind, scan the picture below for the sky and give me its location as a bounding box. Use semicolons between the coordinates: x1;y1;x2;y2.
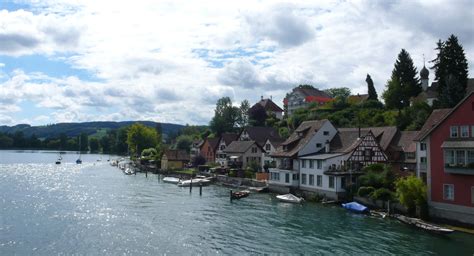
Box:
0;0;473;126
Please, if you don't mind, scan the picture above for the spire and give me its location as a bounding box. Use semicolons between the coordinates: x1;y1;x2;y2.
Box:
420;54;429;91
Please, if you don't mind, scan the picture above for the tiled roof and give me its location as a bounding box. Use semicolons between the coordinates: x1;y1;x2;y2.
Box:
336;126;398;151
329;130;364;153
395;131;418;153
220;133;238;145
413;109;451;141
272;120;328;158
256;98;283;112
164;149;189;161
296;87;332;98
242;126;281;146
223;140;257;153
202;137;220;151
348;94;369;103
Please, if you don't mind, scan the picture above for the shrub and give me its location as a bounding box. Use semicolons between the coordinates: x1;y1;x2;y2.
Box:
395;175;427;215
244;170;254;179
358;186;375;197
371;188;394;201
228;169;237;177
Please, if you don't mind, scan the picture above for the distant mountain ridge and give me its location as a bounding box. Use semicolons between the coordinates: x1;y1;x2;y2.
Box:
0;121;184;139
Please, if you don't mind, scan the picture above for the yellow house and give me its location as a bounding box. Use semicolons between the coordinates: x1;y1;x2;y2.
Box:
161;149;190;170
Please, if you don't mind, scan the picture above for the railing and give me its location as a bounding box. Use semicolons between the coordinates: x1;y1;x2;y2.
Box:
444;164;474;175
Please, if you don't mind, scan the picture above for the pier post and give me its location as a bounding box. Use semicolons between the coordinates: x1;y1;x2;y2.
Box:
230;190;233;202
145;170;148;178
189;179;192;193
199;183;202;196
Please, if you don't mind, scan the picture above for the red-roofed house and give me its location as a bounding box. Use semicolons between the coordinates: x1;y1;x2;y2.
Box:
252;97;284;119
284;86;332;116
200;137;220;163
414;92;474;225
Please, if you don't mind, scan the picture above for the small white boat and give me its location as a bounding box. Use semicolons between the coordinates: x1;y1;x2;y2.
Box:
276;193;304;204
124;167;135;175
177;178;211;187
163;177;181;184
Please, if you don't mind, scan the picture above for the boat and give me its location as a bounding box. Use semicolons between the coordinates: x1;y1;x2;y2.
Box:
370;210;388;218
231;190;250;200
163;177;181;184
177;178;211;187
76;139;82;164
55;152;62;164
248;186;269;193
276;194;304;203
393;214;454;235
341;202;369;213
124;167;135;175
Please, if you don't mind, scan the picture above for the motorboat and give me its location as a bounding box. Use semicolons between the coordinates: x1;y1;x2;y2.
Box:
163;177;181;184
276;193;304;203
177;178;211;187
231;190;250;200
124;167;135;175
341;202;368;213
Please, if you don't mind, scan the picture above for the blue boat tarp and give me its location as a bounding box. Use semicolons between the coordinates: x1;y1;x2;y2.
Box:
342;202;368;213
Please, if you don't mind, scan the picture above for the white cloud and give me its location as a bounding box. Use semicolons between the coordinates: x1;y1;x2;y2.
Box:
0;0;473;126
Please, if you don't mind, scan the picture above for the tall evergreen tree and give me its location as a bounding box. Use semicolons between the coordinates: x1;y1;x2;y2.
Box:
431;35;469;107
366;74;378;100
383;49;421;109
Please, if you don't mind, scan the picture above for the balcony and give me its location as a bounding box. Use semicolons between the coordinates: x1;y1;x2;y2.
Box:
444;164;474;175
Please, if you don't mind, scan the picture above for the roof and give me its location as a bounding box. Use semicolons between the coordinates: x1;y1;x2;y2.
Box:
255;98;283;112
220;133;238;145
163;149;189;161
348;94;369;104
329;130;365;153
266;137;286;148
272;120;328;158
201;137;220;151
395;131;418;153
336;126;398;151
241;126;281;146
295;87;331;98
223;140;258;153
413;108;451;141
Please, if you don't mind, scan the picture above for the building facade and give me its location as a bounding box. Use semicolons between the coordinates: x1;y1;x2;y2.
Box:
283;86;332;116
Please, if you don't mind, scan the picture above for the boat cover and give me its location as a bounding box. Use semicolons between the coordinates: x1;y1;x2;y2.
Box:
342;202;368;213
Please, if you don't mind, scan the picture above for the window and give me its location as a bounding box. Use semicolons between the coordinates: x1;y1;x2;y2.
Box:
468;150;474;165
301;174;307;185
285;173;290;183
323;131;329;136
265;144;271;151
309;175;314;186
251;147;258;153
443;184;454;201
420;142;426;151
301;159;306;168
341;177;346;189
292;174;299;180
316;143;322;148
317;160;322;169
456;150;465;165
472;187;474;205
317;175;322;187
309;160;314;169
472;126;474;138
444;150;455;166
461;126;469;137
450;126;458;138
329;176;335;188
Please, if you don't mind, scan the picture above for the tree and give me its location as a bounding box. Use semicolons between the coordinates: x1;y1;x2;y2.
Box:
116;127;129;154
431;35;469;108
89;137;100;153
366;74;378;100
395;175;427;216
127;123;158;157
383;49;421;109
176;135;193;152
324;87;351;99
59;133;68;149
192;155;206;167
209;97;239;136
79;133;89;151
141;148;158;159
237;100;250;128
248;103;267;126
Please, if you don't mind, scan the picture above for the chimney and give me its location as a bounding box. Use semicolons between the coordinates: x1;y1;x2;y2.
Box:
325;140;330;153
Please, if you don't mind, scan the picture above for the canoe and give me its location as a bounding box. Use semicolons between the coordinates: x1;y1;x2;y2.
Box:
248;186;269;193
177;178;211;187
231;190;250;200
276;194;304;203
394;214;454;235
163;177;180;184
341;202;368;213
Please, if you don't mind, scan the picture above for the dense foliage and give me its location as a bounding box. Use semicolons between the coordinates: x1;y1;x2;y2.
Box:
395;175;427;215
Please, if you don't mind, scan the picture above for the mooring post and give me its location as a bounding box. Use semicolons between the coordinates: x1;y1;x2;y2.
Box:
145;170;148;178
189;179;192;193
230;190;233;202
199;183;202;196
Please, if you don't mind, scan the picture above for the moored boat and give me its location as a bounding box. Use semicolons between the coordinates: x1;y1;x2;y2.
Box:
341;202;369;213
276;193;304;203
393;214;454;235
163;177;181;184
177;178;211;187
231;190;250;200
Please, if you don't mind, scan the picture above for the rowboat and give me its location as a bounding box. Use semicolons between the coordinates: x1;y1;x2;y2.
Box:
276;194;304;203
231;190;250;200
393;214;454;235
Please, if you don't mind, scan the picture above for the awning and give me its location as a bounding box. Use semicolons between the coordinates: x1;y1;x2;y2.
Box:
441;140;474;148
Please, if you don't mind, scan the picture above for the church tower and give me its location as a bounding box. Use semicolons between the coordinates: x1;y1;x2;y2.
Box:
420;64;429;91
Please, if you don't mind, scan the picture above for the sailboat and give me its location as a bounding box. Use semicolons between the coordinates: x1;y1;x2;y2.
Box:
76;137;82;164
56;152;62;164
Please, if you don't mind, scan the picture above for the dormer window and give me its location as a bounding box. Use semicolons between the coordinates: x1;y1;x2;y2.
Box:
323;131;329;136
265;144;271;151
316;143;322;148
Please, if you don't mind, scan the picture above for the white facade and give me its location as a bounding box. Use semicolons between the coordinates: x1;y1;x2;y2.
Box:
298;121;337;156
215;140;228;167
262;139;278;168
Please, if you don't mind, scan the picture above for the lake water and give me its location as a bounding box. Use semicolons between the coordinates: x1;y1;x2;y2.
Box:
1;150;473;255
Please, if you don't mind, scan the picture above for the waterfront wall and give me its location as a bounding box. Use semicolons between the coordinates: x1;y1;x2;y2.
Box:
429;201;474;227
216;175;267;187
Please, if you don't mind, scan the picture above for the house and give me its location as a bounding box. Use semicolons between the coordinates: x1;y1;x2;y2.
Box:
199;137;220;163
347;94;369;105
161;149;190;170
283;86;332;116
251;96;284;119
269;120;338;193
393;131;418;173
190;139;204;161
262;137;285;170
223;140;264;170
238;126;281;147
414;91;474;225
215;133;238;167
